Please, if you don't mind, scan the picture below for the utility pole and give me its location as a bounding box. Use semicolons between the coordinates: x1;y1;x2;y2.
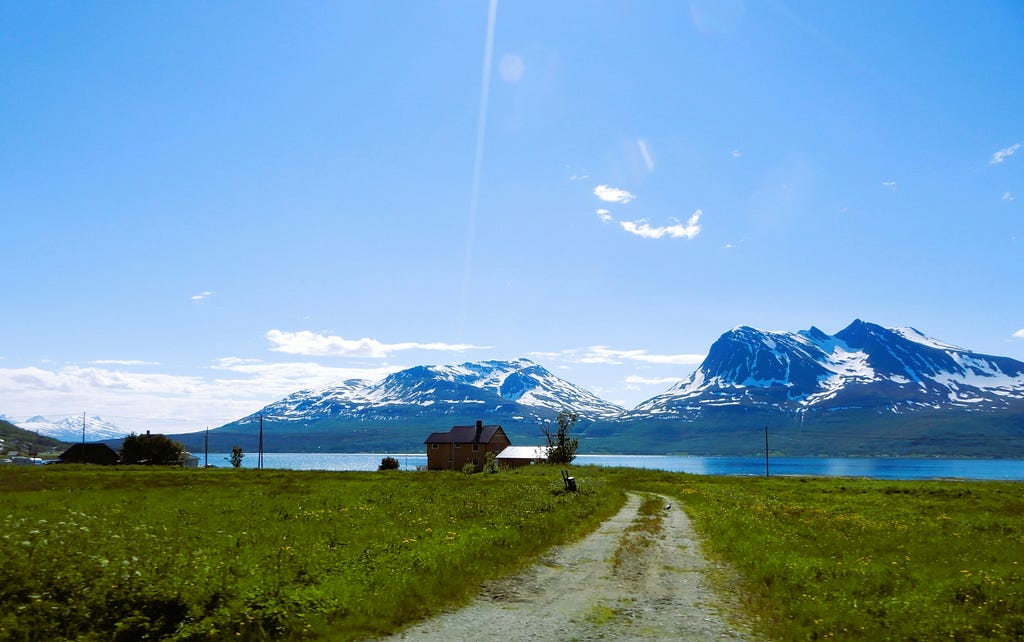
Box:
258;415;264;470
204;426;209;468
81;412;86;463
764;425;770;478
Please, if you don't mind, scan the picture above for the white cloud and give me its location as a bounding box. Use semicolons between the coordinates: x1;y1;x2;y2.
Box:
191;291;213;302
532;346;705;366
265;329;488;358
637;139;654;171
1002;192;1015;202
498;53;525;83
596;209;613;222
0;360;403;435
625;375;682;386
991;143;1021;165
594;184;636;204
569;170;590;181
620;210;702;240
730;149;742;158
1013;329;1024;339
882;181;897;190
90;360;161;366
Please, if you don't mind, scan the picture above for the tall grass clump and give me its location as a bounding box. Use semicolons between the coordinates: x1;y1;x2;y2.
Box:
0;465;621;641
674;476;1024;641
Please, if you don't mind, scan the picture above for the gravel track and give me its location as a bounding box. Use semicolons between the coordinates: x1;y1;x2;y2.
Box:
380;493;751;641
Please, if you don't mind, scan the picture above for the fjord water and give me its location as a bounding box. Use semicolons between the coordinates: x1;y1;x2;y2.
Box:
205;453;1024;480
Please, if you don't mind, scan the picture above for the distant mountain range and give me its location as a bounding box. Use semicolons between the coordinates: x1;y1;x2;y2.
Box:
16;415;129;443
174;321;1023;457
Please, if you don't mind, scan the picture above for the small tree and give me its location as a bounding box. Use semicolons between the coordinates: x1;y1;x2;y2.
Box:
542;411;580;465
483;451;499;474
378;456;400;471
229;446;245;468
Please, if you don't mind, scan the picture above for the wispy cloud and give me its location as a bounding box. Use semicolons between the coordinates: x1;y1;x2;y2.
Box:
991;143;1021;165
596;209;613;222
569;170;590;181
191;291;213;302
532;346;705;366
730;149;742;158
1013;329;1024;339
1003;192;1015;202
90;359;161;366
594;184;636;204
881;181;897;190
637;139;654;171
265;330;489;358
620;210;702;240
625;375;682;386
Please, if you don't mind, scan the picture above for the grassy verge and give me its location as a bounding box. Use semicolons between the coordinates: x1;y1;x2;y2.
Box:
672;475;1024;641
0;465;622;641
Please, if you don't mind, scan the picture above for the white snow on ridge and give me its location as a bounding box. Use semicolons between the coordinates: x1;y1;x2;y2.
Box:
893;327;964;351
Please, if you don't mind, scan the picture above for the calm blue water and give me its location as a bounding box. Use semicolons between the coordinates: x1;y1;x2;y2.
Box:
202;452;1024;480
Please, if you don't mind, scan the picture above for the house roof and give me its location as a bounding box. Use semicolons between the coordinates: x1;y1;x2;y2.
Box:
496;446;546;460
58;443;119;463
424;423;506;444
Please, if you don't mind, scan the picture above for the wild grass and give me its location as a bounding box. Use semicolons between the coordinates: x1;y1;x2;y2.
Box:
671;475;1024;641
3;464;1022;642
0;465;622;641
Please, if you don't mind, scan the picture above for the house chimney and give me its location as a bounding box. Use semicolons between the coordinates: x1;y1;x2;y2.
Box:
475;420;483;442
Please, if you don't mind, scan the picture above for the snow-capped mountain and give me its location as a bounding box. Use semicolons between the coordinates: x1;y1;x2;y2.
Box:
630;320;1024;418
229;358;624;428
18;415;129;442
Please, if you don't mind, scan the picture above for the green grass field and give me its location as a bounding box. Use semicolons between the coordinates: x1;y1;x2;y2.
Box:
1;465;1021;641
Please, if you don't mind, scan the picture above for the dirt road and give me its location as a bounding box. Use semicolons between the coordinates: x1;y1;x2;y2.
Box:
382;493;751;641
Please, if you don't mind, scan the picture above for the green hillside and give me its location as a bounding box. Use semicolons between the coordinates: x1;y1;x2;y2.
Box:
0;419;66;455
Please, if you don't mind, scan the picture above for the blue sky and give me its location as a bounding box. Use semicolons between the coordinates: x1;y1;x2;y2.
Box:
2;1;1022;434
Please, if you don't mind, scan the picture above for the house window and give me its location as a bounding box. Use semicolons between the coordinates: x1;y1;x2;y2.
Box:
473;458;479;466
455;443;461;449
431;443;438;449
472;444;479;451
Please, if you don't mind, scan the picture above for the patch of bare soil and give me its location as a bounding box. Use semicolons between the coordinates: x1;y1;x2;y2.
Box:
380;493;752;641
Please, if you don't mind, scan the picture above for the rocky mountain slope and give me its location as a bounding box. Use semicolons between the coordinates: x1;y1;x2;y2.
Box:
628;320;1024;418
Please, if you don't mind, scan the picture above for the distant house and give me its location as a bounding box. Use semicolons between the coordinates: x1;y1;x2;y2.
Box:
424;420;511;471
57;443;120;465
496;445;546;469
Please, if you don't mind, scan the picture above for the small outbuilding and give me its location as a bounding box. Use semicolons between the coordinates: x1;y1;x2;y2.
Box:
496;445;546;469
57;443;120;465
424;420;511;471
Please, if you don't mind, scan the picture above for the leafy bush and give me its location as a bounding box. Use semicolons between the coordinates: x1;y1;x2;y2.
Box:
378;456;399;471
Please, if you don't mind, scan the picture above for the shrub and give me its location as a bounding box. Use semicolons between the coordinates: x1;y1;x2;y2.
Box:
120;433;186;465
378;456;400;471
229;446;244;468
